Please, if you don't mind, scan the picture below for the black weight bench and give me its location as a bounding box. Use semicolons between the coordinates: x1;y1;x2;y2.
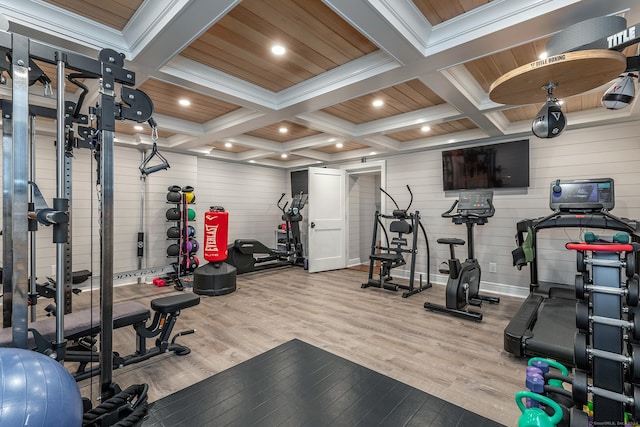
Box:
0;293;200;380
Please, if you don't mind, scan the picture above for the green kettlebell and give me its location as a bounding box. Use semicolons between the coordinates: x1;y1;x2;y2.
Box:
515;391;563;427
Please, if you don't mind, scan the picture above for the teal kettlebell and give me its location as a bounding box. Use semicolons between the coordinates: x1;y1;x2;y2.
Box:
516;391;563;427
527;357;569;388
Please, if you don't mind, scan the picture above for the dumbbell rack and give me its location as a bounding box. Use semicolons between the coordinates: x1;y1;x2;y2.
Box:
567;239;640;425
165;186;198;290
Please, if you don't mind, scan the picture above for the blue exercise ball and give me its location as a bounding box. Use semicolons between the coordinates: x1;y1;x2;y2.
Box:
0;348;83;427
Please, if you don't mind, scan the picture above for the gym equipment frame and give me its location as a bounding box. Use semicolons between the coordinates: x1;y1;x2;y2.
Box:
0;29;158;404
361;185;431;298
504;178;640;365
227;192;308;274
424;190;500;321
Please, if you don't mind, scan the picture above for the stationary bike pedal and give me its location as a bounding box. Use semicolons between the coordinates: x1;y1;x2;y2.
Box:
469;298;483;307
438;262;449;274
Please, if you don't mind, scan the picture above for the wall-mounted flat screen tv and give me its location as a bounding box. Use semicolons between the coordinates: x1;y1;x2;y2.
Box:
442;139;530;191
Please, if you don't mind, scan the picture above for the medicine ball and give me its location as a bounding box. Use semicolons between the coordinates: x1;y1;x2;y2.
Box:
184;192;196;204
190;238;199;253
182;240;193;254
166;208;181;221
181;255;199;272
187;208;196;221
167;244;180;257
168;185;181;192
166;191;181;203
167;226;180;239
532;99;566;138
182;186;194;193
187;225;196;237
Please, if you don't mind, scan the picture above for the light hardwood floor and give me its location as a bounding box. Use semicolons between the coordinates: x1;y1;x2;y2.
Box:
69;267;530;426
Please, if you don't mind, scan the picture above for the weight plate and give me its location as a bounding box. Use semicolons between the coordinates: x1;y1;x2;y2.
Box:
576;300;589;332
629;274;640;307
574;332;589;370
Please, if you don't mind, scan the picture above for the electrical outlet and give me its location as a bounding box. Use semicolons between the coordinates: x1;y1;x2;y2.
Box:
489;262;497;273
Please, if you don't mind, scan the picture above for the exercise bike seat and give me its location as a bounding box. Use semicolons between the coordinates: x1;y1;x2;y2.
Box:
437;238;465;246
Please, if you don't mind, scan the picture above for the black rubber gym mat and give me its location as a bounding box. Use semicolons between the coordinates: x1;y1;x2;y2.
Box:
143;339;505;426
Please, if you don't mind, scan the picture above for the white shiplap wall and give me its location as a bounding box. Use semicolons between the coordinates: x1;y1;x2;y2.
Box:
375;120;640;297
347;173;378;266
3;120;640;297
196;157;287;248
0;141;287;288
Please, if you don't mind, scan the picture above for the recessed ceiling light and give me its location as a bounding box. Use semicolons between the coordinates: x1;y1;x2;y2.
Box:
178;99;191;107
328;137;336;143
372;99;384;107
281;153;288;158
421;125;431;132
369;151;377;155
539;52;548;60
279;127;288;133
224;142;232;148
134;125;143;131
271;45;286;55
249;160;255;163
336;143;343;148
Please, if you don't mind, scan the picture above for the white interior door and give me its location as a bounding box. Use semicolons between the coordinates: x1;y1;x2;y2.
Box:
307;167;346;272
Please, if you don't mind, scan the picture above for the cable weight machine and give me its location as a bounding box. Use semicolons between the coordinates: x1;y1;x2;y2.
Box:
0;28;159;422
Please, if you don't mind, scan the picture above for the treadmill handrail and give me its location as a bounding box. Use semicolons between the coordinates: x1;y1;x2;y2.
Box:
516;209;639;237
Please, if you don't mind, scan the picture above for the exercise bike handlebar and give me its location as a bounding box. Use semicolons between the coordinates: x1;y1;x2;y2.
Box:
441;197;495;219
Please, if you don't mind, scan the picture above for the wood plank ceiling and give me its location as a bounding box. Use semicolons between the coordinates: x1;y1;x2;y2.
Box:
7;0;640;167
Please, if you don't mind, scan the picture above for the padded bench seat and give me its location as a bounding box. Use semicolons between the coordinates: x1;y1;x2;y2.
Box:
0;301;150;349
370;253;404;262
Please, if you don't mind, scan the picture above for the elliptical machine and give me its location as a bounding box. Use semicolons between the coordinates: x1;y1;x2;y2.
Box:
424;190;500;321
227;192;307;274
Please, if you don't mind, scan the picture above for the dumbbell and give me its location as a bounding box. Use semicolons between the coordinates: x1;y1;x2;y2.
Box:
575;272;639;306
576;300;640;340
572;369;640;418
576;249;636;279
574;331;640;381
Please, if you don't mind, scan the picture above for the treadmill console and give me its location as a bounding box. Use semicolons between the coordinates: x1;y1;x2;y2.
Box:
458;190;493;213
549;178;614;212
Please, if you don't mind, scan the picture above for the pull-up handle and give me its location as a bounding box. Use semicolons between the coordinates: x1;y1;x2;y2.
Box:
139;119;170;176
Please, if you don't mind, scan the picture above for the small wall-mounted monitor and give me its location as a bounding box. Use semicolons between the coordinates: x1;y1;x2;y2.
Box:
549;178;614;212
442;139;529;191
291;170;308;196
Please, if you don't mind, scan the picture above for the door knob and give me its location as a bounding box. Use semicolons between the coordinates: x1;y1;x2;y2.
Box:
310;222;316;228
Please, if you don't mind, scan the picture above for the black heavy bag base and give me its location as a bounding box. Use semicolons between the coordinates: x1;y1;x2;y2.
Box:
193;261;237;296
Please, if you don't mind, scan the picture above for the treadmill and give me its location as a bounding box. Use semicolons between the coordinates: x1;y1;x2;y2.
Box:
503;178;640;365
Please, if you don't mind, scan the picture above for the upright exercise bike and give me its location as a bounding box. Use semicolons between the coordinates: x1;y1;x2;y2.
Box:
424;190;500;321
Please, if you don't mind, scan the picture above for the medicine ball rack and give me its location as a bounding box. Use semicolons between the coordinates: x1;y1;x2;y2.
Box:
165;185;199;290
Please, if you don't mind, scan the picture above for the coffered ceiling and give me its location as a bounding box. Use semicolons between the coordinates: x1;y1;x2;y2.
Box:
1;0;639;168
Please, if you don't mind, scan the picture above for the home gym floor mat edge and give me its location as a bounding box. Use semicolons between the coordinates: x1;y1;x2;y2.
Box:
142;339;506;427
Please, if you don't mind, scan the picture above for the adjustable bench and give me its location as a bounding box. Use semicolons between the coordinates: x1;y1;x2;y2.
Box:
0;293;200;380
